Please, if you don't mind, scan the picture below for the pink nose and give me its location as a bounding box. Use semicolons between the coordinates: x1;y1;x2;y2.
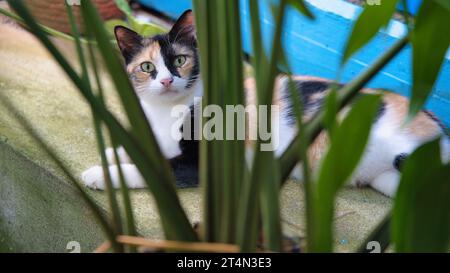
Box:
160;77;174;87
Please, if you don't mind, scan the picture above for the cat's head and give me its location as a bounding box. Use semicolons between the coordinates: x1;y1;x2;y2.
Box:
114;10;200;103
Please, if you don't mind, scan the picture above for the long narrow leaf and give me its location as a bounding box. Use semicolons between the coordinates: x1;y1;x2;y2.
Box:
67;1;124;247
408;0;450;117
357;213;391;253
237;0;288;252
84;22;136;243
393;139;450;252
285;74;315;252
66;3;124;252
311;94;381;252
342;0;399;64
287;0;314;19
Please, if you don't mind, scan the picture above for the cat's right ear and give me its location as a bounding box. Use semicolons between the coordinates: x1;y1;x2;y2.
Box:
114;26;143;63
169;10;196;41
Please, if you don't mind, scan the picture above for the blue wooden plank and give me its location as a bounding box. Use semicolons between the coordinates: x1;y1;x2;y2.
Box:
140;0;192;18
397;0;423;15
139;0;450;128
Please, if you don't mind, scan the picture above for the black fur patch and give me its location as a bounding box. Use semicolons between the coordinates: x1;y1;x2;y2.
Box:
152;35;181;78
123;45;143;65
185;56;200;89
283;80;387;126
296;80;333;106
283;80;337;125
374;101;386;123
151;34;200;89
423;110;449;136
393;153;408;171
114;26;144;65
170;105;199;187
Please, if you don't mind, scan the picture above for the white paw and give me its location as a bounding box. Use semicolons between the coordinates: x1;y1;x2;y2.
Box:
370;170;400;198
105;148;116;165
81;166;106;190
105;147;132;164
290;164;304;182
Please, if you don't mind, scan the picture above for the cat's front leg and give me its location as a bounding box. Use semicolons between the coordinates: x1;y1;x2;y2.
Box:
81;164;146;190
105;146;132;165
370;170;400;198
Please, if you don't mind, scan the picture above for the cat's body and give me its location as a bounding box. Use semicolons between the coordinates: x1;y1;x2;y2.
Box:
82;10;449;197
248;75;449;196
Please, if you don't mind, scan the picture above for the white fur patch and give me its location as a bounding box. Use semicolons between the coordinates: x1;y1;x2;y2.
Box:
441;136;450;164
82;164;146;190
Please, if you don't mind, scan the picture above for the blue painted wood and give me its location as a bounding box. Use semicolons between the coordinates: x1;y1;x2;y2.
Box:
397;0;422;15
139;0;450;128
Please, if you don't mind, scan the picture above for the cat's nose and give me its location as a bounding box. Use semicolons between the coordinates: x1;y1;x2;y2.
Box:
160;77;174;88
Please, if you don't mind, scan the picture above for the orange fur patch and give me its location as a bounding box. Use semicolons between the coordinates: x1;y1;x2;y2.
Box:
308;131;329;169
127;41;161;74
382;92;441;139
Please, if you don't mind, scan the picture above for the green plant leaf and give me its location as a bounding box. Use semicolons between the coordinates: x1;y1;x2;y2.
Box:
311;94;381;252
393;139;450;252
342;0;398;64
434;0;450;11
193;0;226;243
237;0;288;252
132;20;167;37
114;0;133;16
114;0;166;36
259;151;282;251
104;19;128;36
408;0;450;117
284;72;316;252
86;23;138;250
66;2;125;251
287;0;315;19
217;0;246;244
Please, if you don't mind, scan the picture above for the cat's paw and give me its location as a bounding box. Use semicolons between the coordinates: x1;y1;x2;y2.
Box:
81;166;106;190
105;148;116;165
105;147;131;164
370;170;400;198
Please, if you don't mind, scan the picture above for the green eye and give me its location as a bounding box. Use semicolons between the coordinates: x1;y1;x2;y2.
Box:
140;62;155;73
174;55;187;67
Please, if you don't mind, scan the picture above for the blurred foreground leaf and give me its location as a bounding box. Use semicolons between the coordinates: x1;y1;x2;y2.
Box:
409;0;450;117
287;0;314;19
393;139;450;252
114;0;167;36
342;0;398;64
311;94;381;252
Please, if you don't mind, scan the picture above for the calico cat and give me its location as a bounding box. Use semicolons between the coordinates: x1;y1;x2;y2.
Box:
82;10;450;197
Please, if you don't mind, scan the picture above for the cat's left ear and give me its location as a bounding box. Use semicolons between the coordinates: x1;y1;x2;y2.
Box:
169;10;196;41
114;26;143;64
